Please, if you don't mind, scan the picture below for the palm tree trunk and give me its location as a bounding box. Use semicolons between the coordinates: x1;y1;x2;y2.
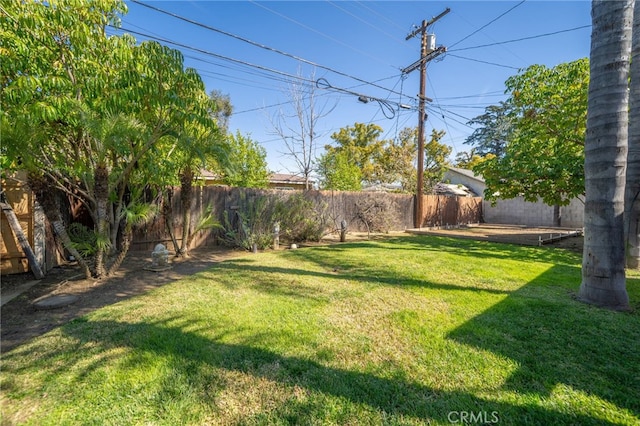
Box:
178;167;194;257
579;0;632;309
163;188;180;253
93;164;109;278
107;228;131;276
626;0;640;269
28;174;92;279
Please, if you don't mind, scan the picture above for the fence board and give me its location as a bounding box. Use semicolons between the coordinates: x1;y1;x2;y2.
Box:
1;176;33;274
131;187;482;251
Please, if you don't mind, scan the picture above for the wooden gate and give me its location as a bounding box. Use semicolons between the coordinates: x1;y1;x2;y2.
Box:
421;195;482;228
1;173;35;274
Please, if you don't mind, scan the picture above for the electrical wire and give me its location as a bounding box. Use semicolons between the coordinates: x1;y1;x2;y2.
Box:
130;0;405;97
110;24;404;117
111;26;315;85
316;78;410;119
445;54;520;70
355;0;407;32
326;0;409;48
449;25;591;53
248;0;392;67
438;91;505;100
393;74;409;140
427;80;460;155
450;8;528;65
449;0;527;49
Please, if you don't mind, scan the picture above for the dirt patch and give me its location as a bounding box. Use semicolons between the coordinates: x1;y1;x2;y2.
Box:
0;233;379;352
0;246;250;353
408;224;584;251
0;230;580;353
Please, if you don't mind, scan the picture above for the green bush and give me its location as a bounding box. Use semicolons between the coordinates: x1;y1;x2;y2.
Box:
219;192;329;250
68;222;97;256
276;193;328;243
219;194;277;250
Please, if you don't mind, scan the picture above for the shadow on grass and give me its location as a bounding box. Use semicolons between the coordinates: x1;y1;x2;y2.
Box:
24;316;625;425
207;260;512;296
4;235;638;423
447;264;640;419
0;247;246;352
301;234;582;266
210;235;581;299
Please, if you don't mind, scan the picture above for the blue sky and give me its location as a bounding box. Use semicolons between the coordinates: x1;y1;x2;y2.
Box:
113;1;591;174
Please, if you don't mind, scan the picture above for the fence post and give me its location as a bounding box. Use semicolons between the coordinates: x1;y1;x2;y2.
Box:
340;219;348;242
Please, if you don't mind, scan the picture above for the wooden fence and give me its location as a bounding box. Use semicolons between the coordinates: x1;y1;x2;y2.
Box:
131;186;482;251
0;179;484;271
1;175;34;274
0;173;62;276
421;195;483;228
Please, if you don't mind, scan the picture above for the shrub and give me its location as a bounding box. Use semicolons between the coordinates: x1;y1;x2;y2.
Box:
276;193;329;243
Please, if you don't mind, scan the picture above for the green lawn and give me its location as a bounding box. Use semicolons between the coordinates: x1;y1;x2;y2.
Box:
2;235;639;425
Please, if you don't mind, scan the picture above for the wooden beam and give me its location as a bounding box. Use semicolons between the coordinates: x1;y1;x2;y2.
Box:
1;201;44;279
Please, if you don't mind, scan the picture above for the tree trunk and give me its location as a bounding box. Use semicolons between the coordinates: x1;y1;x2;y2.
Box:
553;204;561;228
579;0;632;310
93;164;110;278
626;0;640;269
163;188;180;253
27;174;92;279
178;167;194;257
0;200;44;279
107;228;131;276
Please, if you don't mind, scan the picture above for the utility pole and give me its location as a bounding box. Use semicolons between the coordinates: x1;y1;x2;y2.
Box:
403;8;449;228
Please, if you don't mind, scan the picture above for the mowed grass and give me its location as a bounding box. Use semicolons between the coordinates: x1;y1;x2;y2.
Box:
2;235;640;425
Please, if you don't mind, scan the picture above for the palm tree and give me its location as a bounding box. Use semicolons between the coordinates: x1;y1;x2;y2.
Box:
627;0;640;269
579;0;633;309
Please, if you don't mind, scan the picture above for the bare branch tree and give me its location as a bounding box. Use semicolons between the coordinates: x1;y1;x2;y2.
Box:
269;68;336;189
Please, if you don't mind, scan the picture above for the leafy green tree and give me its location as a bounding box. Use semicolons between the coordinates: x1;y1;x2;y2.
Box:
325;123;386;185
209;89;233;132
473;59;588;206
319;125;450;193
464;102;512;158
423;129;452;193
1;0;224;276
220;132;270;188
317;149;362;191
378;127;417;192
454;149;491;170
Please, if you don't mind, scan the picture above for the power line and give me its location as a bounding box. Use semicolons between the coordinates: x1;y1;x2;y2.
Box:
449;0;527;49
130;0;404;97
445;54;520;70
109;25;416;119
248;0;392;68
427;80;460;155
438;91;504;100
354;0;408;32
450;8;528;65
112;24;308;91
316;78;404;119
112;26;313;84
449;25;591;52
326;0;408;48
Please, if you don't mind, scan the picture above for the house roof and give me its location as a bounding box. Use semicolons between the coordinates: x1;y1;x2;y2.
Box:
446;166;485;183
199;168;220;179
269;173;315;184
434;182;478;197
362;182;403;192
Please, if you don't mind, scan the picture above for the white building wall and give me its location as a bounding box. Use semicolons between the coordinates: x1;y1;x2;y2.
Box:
483;196;584;228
